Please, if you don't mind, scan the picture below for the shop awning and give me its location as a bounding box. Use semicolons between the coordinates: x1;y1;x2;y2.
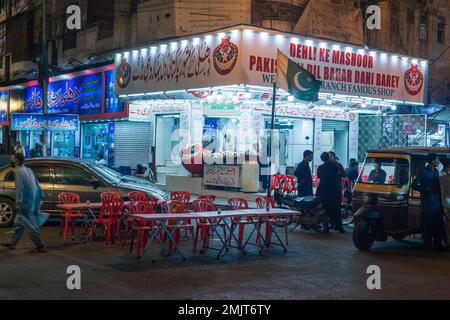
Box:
115;24;429;111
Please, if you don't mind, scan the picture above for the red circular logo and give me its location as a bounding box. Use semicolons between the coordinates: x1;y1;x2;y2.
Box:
116;58;132;89
349;113;356;121
213;36;239;76
404;64;424;96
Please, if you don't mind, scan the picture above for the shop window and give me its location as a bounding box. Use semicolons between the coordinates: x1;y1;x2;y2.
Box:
263;118;314;170
390;4;399;38
52;131;75;158
82;123;111;163
54;166;91;186
63;30;77;51
203;117;240;155
437;17;446;45
419;13;427;41
407;8;415;24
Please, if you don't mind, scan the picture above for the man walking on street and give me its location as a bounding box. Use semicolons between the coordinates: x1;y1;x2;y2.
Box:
1;153;45;253
317;152;345;233
294;150;314;197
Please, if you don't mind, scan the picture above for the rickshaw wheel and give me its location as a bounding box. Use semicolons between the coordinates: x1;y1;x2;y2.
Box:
353;221;374;251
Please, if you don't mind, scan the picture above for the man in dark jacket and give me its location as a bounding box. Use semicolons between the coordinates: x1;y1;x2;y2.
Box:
414;153;444;251
317;152;345;233
294;150;314;197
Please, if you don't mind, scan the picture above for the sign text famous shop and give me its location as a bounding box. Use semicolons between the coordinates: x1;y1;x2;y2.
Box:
115;26;427;104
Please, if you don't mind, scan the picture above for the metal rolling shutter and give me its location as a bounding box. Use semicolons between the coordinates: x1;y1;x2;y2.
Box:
322;120;349;131
114;121;151;170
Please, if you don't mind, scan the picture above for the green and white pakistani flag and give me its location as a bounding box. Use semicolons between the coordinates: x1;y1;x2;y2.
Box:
276;50;322;101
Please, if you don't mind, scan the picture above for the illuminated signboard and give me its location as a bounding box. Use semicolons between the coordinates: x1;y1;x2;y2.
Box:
10;73;103;115
105;70;124;113
11;114;79;131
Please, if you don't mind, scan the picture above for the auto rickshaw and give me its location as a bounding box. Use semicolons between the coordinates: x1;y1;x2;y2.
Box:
352;147;450;251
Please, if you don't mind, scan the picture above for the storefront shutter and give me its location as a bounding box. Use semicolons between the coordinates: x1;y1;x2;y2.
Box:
114;121;151;171
322;120;349;132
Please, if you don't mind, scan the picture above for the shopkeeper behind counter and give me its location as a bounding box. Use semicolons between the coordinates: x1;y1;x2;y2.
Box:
220;133;236;153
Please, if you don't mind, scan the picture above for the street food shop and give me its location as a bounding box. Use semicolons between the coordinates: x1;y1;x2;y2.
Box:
114;25;428;193
4;65;149;171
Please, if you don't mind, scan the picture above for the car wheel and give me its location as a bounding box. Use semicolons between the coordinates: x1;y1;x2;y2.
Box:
353;221;374;251
392;234;407;241
0;198;16;228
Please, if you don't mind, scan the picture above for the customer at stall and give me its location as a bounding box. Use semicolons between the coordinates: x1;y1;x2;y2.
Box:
294;150;314;197
30;143;43;158
329;151;345;178
317;152;345;233
345;159;360;187
414;153;445;251
258;135;271;192
1;152;45;253
95;154;107;165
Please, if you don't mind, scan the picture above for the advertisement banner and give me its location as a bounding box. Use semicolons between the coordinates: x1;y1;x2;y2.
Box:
129;104;152;122
10;73;103;115
0;91;8;122
116;27;428;104
203;165;241;188
243;29;428;104
105;70;125;113
11;114;79;131
115;32;243;95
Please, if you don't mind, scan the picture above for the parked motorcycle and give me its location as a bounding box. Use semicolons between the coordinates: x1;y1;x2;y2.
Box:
274;191;330;233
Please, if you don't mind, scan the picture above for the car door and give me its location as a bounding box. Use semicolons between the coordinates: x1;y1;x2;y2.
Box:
27;165;55;213
53;165;108;203
3;166;55;213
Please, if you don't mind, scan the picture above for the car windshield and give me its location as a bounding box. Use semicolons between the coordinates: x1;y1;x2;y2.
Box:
359;157;410;186
83;162;122;184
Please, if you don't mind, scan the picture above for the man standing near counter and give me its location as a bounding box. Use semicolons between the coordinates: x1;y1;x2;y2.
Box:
294;150;314;197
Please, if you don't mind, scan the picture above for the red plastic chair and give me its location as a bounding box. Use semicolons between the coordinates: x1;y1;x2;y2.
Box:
192;199;226;251
162;200;193;254
227;198;250;246
281;176;297;195
361;175;369;182
58;192;87;240
101;192;121;202
269;175;283;195
256;196;288;246
90;199;124;247
128;191;148;202
171;191;191;212
126;198;159;238
128;199;160;258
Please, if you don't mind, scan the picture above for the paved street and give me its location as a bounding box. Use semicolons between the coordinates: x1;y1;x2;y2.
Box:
1;226;449;300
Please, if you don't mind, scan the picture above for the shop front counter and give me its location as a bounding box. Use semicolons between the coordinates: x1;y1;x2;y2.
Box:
203;162;259;193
